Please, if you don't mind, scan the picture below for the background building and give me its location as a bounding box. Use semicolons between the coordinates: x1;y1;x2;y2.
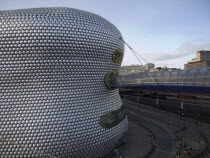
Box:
184;50;210;70
144;63;155;71
149;66;180;72
120;63;180;74
119;65;145;75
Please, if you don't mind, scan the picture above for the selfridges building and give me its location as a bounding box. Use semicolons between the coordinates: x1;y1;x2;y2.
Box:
0;8;128;157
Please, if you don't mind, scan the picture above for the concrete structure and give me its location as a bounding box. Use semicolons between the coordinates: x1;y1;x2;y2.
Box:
0;8;127;158
184;50;210;70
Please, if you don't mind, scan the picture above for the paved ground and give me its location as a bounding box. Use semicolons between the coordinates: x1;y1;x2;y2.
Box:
123;107;176;158
115;99;210;158
122;115;153;158
125;112;176;158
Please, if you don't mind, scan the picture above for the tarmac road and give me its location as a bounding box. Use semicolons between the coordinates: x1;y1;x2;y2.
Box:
121;99;210;158
125;111;176;158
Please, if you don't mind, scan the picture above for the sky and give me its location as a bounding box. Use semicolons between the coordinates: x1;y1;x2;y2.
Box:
1;0;210;69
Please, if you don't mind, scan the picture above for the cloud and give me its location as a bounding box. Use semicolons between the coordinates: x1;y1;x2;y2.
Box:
145;40;210;62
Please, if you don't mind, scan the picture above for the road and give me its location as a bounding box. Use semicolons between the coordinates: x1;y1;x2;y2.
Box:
121;114;154;158
125;110;176;158
121;99;210;158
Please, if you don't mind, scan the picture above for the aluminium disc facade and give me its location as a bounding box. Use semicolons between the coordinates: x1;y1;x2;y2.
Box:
0;8;128;158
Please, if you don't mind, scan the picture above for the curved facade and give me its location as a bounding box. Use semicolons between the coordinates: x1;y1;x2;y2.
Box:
0;8;127;157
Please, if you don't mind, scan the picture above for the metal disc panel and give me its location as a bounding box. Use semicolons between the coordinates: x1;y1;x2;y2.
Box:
0;8;127;158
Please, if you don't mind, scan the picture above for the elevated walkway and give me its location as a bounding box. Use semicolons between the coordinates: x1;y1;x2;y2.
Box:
106;67;210;96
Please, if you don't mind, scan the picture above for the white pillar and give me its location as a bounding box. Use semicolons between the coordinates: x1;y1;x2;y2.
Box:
156;99;159;105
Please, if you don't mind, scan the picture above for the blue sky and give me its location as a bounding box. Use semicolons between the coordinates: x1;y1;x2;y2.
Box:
1;0;210;68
